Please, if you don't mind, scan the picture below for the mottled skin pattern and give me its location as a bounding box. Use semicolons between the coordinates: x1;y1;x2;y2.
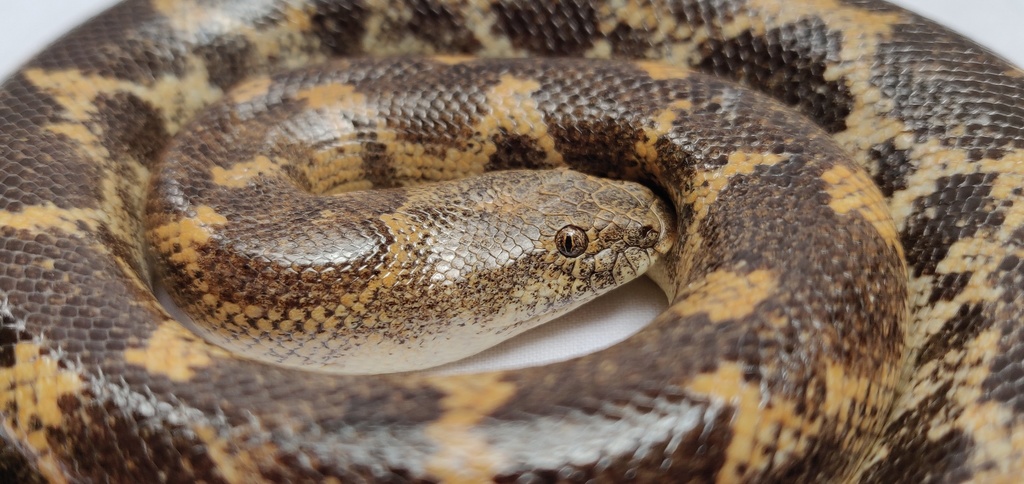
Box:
0;1;1019;483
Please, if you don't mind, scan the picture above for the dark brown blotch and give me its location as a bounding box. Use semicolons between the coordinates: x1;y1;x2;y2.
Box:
869;138;914;198
0;312;35;368
696;18;853;133
870;20;1024;161
28;1;188;83
50;394;227;483
0;74;106;211
485;132;549;171
491;0;599;56
605;22;658;58
927;272;973;304
858;380;974;482
917;303;987;365
405;0;482;52
310;0;371;55
900;172;1005;278
360;140;400;189
94;92;170;168
192;35;258;91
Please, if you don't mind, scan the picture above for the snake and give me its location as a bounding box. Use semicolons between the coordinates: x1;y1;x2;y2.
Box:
1;0;1023;482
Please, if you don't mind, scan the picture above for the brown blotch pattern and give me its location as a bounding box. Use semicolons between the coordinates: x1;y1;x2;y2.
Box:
0;0;1021;482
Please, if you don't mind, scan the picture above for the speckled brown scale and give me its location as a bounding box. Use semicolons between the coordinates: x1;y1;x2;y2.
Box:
0;0;1021;482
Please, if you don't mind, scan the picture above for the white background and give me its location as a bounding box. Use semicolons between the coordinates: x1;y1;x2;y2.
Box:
0;1;1020;373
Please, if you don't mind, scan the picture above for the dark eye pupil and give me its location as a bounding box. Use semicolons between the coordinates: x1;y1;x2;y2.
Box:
556;225;588;257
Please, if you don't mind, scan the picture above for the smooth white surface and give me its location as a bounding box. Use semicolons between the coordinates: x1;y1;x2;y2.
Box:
0;1;1020;373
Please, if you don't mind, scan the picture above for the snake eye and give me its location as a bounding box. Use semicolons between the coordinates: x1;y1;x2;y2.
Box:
555;225;588;258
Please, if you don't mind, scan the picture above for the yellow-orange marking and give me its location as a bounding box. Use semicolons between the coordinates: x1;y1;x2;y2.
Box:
210;155;283;188
149;205;228;275
124;321;230;382
821;164;901;252
424;372;517;482
0;342;84;484
675;268;777;323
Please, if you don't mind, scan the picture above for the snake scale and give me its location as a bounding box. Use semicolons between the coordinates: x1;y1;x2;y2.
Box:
1;0;1023;481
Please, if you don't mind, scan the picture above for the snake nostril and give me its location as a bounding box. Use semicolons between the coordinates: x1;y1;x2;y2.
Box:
640;225;656;241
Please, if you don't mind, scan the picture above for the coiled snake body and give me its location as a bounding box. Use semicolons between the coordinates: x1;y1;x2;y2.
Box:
0;0;1022;482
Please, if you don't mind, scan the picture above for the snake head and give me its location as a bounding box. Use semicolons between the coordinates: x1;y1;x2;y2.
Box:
529;169;676;292
451;168;676;341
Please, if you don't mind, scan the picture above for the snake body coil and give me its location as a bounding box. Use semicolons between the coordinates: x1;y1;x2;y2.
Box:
1;0;1023;482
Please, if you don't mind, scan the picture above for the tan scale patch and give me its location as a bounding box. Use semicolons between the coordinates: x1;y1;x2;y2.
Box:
0;205;100;234
153;0;324;72
473;74;564;167
635;98;694;165
295;82;367;111
148;205;229;277
124;320;231;382
152;0;230;34
590;0;688;58
0;342;85;484
210;155;285;188
673;268;777;323
359;0;520;57
376;211;429;288
229;76;274;105
955;402;1024;481
430;55;476;66
687;363;813;482
189;423;279;484
742;0;902;42
635;60;694;82
359;2;427;56
738;0;902;62
424;372;517;483
285;82;380;193
24;57;222;134
820;164;901;253
690;151;786;221
0;196;150;292
0;193;151;292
